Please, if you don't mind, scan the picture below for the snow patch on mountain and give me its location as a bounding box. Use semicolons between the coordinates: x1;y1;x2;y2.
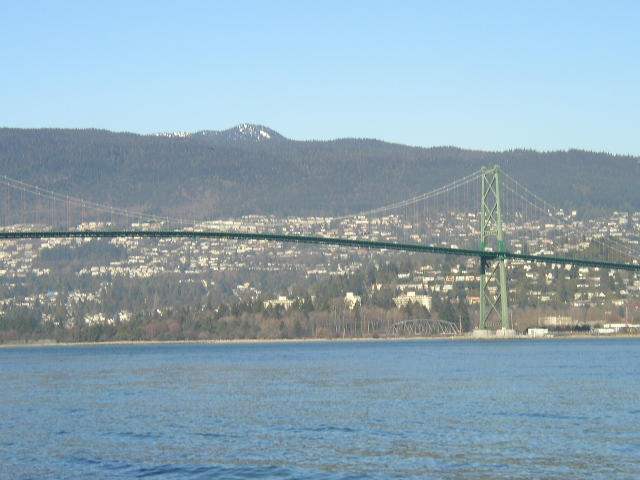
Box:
155;132;190;138
208;124;284;141
155;124;284;141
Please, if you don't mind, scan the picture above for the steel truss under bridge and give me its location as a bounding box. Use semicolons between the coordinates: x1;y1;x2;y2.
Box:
388;319;461;337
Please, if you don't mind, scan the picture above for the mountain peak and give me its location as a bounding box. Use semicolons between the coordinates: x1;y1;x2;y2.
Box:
195;124;285;141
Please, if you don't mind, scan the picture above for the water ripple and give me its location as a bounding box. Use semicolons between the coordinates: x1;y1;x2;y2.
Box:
1;340;640;479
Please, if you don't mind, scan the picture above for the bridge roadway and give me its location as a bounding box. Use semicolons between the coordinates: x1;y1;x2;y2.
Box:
0;229;639;271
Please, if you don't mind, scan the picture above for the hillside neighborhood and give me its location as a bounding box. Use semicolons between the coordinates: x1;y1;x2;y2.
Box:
1;206;640;343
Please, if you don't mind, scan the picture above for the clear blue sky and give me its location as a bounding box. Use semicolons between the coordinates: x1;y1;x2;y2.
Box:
2;1;639;155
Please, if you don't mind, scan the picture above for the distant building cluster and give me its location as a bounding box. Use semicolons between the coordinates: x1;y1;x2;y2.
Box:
1;208;640;331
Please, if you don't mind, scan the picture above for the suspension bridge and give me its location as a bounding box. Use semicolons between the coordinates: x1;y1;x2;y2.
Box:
1;167;639;331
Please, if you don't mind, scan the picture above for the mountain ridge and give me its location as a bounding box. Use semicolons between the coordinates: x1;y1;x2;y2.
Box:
0;126;638;219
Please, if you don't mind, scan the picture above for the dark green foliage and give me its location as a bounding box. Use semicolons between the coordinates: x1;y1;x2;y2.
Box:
456;299;471;332
438;299;456;323
0;307;41;334
545;324;592;333
38;240;127;264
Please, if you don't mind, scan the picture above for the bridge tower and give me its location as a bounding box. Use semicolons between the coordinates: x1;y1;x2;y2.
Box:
479;166;510;330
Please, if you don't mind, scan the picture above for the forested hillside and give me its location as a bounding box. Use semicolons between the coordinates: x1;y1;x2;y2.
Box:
1;126;638;219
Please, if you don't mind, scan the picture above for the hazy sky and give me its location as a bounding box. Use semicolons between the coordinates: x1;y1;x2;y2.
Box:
2;1;639;155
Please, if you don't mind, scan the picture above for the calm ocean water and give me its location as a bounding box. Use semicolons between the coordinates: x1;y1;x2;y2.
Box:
1;339;639;479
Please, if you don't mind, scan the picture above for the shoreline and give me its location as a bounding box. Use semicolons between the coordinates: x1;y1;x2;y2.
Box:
2;333;640;347
1;336;444;348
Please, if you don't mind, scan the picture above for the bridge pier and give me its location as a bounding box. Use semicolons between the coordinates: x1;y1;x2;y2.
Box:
472;328;516;338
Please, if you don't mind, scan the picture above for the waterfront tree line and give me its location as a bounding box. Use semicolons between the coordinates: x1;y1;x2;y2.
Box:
0;251;632;344
0;257;477;343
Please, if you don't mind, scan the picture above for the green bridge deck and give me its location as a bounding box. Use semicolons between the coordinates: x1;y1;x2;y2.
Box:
1;229;638;272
